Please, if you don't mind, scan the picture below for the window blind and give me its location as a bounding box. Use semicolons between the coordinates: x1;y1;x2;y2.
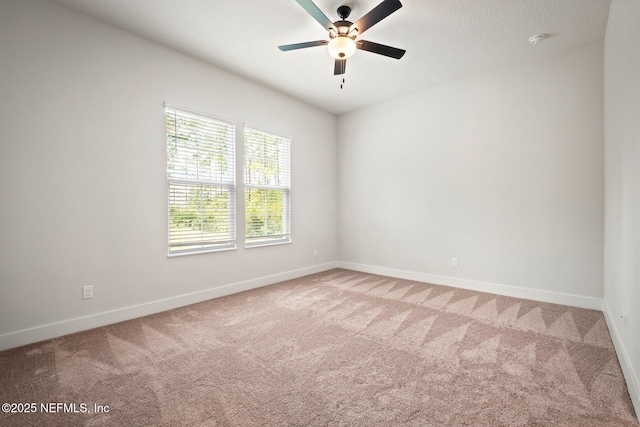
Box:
244;127;291;246
166;106;236;254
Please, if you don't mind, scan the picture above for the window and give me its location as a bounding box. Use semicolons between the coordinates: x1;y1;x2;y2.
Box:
166;106;236;255
244;127;291;246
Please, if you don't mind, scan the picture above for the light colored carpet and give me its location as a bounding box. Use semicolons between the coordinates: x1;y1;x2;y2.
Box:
1;269;638;426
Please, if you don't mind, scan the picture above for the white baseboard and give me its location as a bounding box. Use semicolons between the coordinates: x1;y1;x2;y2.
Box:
602;300;640;421
337;261;603;310
0;262;339;352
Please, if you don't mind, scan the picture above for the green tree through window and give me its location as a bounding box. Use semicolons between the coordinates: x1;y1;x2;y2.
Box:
244;128;291;246
166;106;236;254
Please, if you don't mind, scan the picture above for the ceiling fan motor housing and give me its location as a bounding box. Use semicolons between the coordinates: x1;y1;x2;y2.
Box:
328;10;358;59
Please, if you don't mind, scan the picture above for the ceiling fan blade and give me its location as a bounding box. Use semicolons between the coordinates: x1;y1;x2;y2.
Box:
357;40;406;59
334;59;346;75
278;40;328;51
350;0;402;35
295;0;337;31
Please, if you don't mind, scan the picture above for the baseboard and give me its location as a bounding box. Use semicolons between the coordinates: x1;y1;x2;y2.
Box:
337;261;603;310
0;262;339;352
603;299;640;420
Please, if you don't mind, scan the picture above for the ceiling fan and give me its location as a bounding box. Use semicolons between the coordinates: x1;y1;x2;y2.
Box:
278;0;406;76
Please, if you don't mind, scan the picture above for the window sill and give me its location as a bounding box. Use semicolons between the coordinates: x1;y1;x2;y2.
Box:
245;239;292;249
167;245;237;257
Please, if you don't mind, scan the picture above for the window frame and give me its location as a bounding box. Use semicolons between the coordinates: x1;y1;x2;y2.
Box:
243;126;292;248
165;104;237;256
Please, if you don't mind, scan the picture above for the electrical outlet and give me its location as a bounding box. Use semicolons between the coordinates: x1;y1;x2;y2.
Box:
451;258;459;268
83;285;93;300
313;249;318;257
622;310;629;332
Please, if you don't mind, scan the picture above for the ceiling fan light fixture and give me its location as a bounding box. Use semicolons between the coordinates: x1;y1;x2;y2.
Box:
328;36;356;59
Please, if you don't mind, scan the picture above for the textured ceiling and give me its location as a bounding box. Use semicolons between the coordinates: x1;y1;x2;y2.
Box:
51;0;611;115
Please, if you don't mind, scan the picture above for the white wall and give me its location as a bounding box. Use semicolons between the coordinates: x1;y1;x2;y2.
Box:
604;0;640;416
0;0;338;349
338;41;604;307
0;3;636;416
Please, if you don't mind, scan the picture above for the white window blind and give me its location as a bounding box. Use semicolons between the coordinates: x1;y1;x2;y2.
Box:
166;106;236;254
244;127;291;246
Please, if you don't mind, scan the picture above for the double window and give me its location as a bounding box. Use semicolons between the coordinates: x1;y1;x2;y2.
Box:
165;106;291;255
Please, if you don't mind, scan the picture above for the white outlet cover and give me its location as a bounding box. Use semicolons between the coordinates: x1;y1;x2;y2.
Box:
83;285;93;299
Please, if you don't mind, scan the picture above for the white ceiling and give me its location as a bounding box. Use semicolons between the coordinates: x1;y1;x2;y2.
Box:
51;0;611;115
